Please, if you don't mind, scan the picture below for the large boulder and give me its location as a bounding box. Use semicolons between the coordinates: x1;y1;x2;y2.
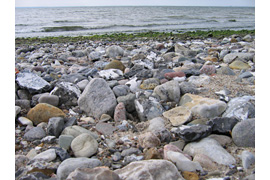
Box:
179;93;227;119
57;158;101;180
27;103;66;125
114;160;184;180
78;78;117;119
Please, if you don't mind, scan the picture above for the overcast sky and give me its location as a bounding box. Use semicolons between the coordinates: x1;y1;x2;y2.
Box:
15;0;255;7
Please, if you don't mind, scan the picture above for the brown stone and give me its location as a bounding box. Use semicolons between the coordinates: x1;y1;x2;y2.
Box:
199;65;216;75
104;60;126;72
182;171;199;180
164;71;185;80
27;103;66;125
138;132;161;149
203;56;218;62
144;147;162;160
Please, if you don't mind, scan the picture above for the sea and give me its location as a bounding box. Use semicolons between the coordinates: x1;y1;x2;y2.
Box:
15;6;255;38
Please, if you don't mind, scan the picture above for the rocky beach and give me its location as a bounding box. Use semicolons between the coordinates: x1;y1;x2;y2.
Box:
15;32;255;180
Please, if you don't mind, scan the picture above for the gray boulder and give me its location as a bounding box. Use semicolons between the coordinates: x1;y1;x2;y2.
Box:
106;45;124;58
24;127;46;141
57;158;101;180
78;78;117;119
232;119;255;147
38;94;59;107
16;72;51;94
153;80;181;103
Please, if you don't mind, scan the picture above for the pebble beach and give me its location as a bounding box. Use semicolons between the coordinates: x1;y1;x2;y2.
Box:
15;32;255;180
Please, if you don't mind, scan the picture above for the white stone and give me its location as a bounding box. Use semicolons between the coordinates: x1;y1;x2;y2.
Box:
33;149;56;162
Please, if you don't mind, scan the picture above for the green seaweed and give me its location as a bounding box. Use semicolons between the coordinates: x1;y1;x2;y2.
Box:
42;26;87;32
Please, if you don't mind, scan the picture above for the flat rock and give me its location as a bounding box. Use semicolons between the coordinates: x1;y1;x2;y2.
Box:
154;80;181;103
24;126;46;141
27;103;66;125
71;133;98;157
216;66;236;75
17;117;33;126
16;72;51;94
78;78;117;119
61;125;98;139
188;74;211;86
179;93;227;119
114;159;184;180
163;106;192;126
222;96;255;121
183;137;236;165
96;122;117;135
229;60;251;70
67;167;121;180
57;157;101;180
33;149;56;162
232;119;255;147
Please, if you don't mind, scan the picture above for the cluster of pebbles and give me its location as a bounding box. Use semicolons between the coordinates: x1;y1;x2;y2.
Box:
15;34;255;180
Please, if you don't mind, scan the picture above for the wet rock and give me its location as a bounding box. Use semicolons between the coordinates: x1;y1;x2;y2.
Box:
106;45;124;58
173;124;212;142
47;117;65;137
16;72;51;94
153;80;181;103
24;127;46;141
67;167;121;180
232;119;255;147
183;137;236;165
222;96;255;121
241;150;255;169
138;132;161;148
50;82;81;107
96;122;117;135
117;93;136;113
78;78;117;119
57;157;101;180
115;159;184;180
179;93;227;119
207;117;239;134
27;103;66;125
163;106;192;126
104;60;126;72
71;133;98;157
38;94;59;107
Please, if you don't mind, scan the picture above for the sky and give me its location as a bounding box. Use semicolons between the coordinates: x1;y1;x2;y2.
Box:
15;0;255;7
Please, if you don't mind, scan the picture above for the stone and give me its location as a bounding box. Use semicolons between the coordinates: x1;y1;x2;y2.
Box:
199;65;216;75
154;69;175;79
106;45;124;58
76;79;89;91
154;80;181;103
163;106;192;126
183;137;236;165
15;100;31;111
121;147;142;157
47;117;65;137
24;127;46;141
61;125;98;139
33;149;56;162
71;133;98;157
117;93;136;113
138;132;161;148
179;82;199;94
112;85;130;97
188;75;211;86
232;119;255;147
222;96;255;121
59;135;74;150
15;155;29;171
57;158;101;180
166;151;203;172
27;103;66;125
125;77;142;92
169;140;186;151
179;93;227;119
203;56;218;62
115;159;184;180
241;151;255;169
243;34;253;42
182;171;199;180
229;60;251;70
147;117;166;134
174;125;212;142
238;71;253;79
15;106;21;118
207;134;232;147
98;69;123;80
17;89;30;100
96;122;117;135
17;117;33;126
114;102;127;123
135;96;164;121
16;72;51;94
61;73;86;84
50;82;81;107
223;53;254;64
104;60;126;72
67;167;121;180
243;174;255;180
78;78;117;119
144;147;162;160
207;117;239;134
140;78;160;90
216;66;236;75
26;149;37;160
38;94;59;107
164;71;185;80
193;154;217;171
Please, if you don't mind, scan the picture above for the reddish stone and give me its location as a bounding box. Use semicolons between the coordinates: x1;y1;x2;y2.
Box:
156;43;165;50
15;68;20;74
32;66;45;73
114;102;126;123
164;71;185;80
200;65;216;75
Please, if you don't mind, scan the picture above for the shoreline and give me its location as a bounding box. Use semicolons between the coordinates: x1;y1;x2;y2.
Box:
15;29;255;46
